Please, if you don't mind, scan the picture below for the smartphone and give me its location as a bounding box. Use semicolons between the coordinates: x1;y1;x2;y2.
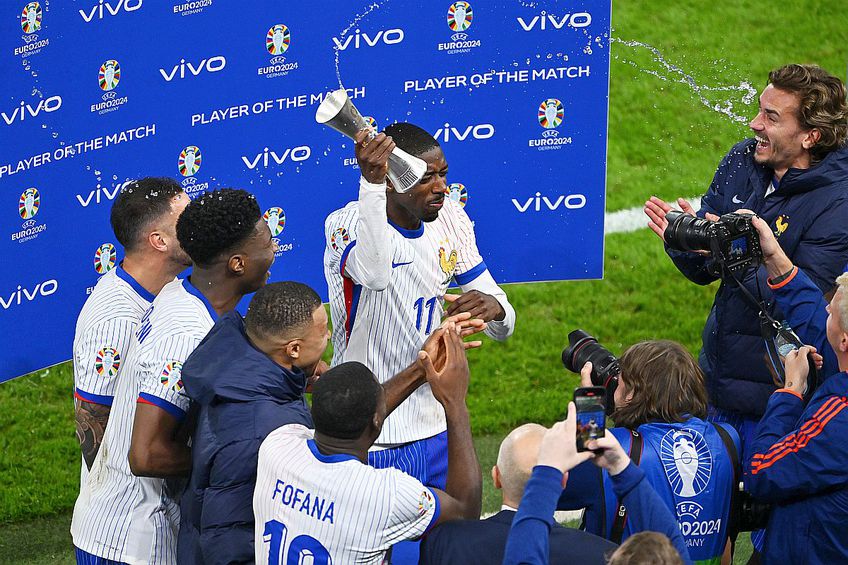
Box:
574;386;606;452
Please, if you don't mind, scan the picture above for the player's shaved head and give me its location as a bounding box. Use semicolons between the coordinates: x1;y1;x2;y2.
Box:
495;423;547;504
312;362;383;440
383;122;440;158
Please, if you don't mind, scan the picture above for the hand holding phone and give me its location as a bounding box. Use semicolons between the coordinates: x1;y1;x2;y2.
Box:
574;387;606;452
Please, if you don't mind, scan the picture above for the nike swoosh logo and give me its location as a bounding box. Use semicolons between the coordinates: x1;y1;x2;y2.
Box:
732;195;744;204
392;261;413;268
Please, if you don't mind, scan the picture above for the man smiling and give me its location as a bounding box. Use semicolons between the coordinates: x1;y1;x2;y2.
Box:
642;63;848;556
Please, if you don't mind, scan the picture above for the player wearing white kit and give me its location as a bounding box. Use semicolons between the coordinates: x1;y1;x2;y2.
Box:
254;328;482;565
72;178;190;564
323;124;515;486
72;189;274;564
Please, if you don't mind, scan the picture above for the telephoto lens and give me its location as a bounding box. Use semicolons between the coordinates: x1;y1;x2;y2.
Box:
562;330;620;397
664;210;712;253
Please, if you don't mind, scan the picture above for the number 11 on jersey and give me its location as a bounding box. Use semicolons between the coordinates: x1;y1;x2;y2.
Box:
414;296;438;335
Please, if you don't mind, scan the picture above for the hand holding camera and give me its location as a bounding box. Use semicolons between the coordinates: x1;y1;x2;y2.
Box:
536;402;594;474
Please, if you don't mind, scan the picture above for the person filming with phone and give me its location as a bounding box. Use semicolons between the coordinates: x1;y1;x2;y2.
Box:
559;337;741;564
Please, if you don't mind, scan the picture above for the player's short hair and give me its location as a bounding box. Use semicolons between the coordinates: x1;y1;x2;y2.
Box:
383;122;441;157
110;177;184;252
613;340;708;429
245;281;322;340
768;64;848;161
176;188;260;267
311;362;382;440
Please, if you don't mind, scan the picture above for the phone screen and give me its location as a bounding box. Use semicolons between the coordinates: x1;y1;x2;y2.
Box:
575;387;606;452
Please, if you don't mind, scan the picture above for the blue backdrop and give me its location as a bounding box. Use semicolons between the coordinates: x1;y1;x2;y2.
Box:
0;0;611;382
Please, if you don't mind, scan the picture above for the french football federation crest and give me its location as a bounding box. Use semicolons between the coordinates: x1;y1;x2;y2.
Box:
774;215;789;237
438;240;458;275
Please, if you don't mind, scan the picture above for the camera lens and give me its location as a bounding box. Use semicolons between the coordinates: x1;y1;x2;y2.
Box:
562;330;620;389
665;210;713;253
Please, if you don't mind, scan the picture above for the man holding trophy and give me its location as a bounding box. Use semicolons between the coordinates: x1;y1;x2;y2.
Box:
319;94;515;549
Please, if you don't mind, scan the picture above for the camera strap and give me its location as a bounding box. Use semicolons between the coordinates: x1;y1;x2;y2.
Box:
610;430;643;544
711;422;741;546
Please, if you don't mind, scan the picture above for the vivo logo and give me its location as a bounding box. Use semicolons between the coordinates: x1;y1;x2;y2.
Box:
434;123;495;142
76;181;131;207
332;28;404;50
79;0;143;22
512;192;586;212
517;12;592;31
2;96;62;126
241;145;312;169
159;56;226;81
0;279;58;310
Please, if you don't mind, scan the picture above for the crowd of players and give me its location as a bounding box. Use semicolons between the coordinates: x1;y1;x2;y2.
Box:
69;63;848;565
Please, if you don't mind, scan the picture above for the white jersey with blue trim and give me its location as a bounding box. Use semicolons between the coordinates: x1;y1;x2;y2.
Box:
253;424;440;565
325;188;495;444
71;278;216;565
73;266;155;408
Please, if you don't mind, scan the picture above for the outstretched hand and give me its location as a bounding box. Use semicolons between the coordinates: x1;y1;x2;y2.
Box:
444;291;504;322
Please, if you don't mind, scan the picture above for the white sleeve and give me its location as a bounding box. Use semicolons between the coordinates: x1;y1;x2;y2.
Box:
136;336;197;421
342;177;392;291
73;317;137;405
460;269;515;341
382;471;441;545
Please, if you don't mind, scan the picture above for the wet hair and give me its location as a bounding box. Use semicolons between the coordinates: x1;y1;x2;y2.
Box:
383;122;441;157
245;282;322;340
768;64;848;161
311;362;382;440
175;188;260;267
110;177;183;252
612;340;708;429
607;532;684;565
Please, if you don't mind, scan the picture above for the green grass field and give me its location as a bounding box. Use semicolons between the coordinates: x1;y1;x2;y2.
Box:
1;1;845;562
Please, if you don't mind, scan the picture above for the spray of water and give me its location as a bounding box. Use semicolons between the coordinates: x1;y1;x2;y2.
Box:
333;1;390;89
610;37;757;124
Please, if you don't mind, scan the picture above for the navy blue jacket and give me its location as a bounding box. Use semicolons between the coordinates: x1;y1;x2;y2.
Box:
745;374;848;564
419;508;616;565
177;311;313;565
667;140;848;417
504;464;691;565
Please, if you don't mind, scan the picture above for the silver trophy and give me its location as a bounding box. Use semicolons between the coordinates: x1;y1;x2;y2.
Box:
315;89;426;193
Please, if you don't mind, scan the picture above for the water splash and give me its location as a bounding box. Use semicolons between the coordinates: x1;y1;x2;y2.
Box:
611;37;757;124
333;1;390;89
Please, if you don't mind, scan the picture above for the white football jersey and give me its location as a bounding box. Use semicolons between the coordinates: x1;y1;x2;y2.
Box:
253;424;440;565
71;278;216;564
324;197;486;444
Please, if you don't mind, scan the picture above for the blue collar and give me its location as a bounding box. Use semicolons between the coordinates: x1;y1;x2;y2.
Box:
182;277;219;321
388;218;424;239
115;265;155;303
307;439;359;463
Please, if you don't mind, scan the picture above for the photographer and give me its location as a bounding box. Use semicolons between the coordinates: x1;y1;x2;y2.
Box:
643;64;848;456
558;340;739;564
744;292;848;564
503;402;690;565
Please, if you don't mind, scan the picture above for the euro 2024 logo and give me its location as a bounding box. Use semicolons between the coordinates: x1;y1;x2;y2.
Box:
440;2;481;53
446;183;468;208
660;428;712;499
263;207;285;236
94;243;116;274
95;346;121;378
99;59;120;91
260;24;299;78
179;145;202;177
330;227;350;252
21;2;41;33
538;98;563;133
13;187;47;244
19;187;39;220
160;360;184;392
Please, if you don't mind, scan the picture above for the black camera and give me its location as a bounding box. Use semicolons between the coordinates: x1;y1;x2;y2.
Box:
665;211;763;276
735;489;772;532
562;330;620;409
